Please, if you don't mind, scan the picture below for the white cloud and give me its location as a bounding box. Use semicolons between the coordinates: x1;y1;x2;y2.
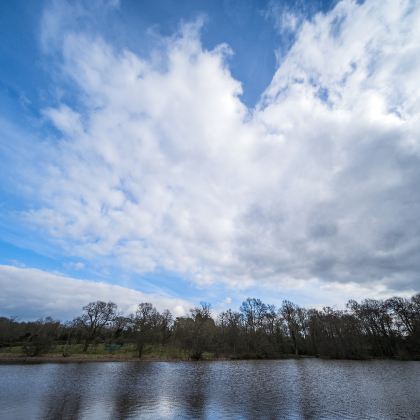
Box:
43;105;83;136
0;265;190;320
257;276;417;310
263;1;301;36
12;0;420;300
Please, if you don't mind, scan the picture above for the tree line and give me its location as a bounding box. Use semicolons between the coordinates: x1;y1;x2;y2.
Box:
1;294;419;360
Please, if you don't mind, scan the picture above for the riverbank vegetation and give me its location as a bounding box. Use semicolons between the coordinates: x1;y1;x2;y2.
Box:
1;295;419;361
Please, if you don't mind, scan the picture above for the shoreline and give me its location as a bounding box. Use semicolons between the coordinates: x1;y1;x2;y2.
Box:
0;354;193;364
0;354;417;364
0;354;312;364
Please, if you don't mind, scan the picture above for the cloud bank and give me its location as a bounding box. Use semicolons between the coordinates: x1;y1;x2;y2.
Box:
0;265;189;320
10;0;420;298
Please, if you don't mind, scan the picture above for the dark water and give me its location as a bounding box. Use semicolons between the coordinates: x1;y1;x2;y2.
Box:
0;360;419;419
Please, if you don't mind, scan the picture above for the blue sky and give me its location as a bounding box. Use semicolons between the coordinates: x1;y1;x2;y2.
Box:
1;0;419;320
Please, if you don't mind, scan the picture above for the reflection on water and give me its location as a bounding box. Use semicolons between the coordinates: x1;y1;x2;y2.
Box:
0;360;419;419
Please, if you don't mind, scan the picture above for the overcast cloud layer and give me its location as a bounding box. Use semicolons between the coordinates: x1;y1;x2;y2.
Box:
2;0;420;313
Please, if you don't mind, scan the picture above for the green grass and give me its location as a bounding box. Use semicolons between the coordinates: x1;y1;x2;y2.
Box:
1;343;194;360
0;343;225;362
0;346;23;354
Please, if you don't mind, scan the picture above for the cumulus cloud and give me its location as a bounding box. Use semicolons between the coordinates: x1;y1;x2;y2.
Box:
14;0;420;298
0;265;189;320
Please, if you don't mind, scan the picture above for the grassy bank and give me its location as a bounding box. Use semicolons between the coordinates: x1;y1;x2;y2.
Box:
0;343;218;363
0;343;307;363
1;344;418;364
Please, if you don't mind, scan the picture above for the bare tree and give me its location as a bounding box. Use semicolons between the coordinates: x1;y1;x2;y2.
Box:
133;303;160;358
280;300;301;355
74;301;117;352
175;302;215;360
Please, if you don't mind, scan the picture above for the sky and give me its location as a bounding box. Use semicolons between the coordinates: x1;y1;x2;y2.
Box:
1;0;419;320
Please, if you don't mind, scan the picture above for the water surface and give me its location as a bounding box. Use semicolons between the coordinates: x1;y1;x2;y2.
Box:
1;359;419;419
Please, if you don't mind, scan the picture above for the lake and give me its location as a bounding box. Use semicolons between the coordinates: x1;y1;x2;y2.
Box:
0;359;419;419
